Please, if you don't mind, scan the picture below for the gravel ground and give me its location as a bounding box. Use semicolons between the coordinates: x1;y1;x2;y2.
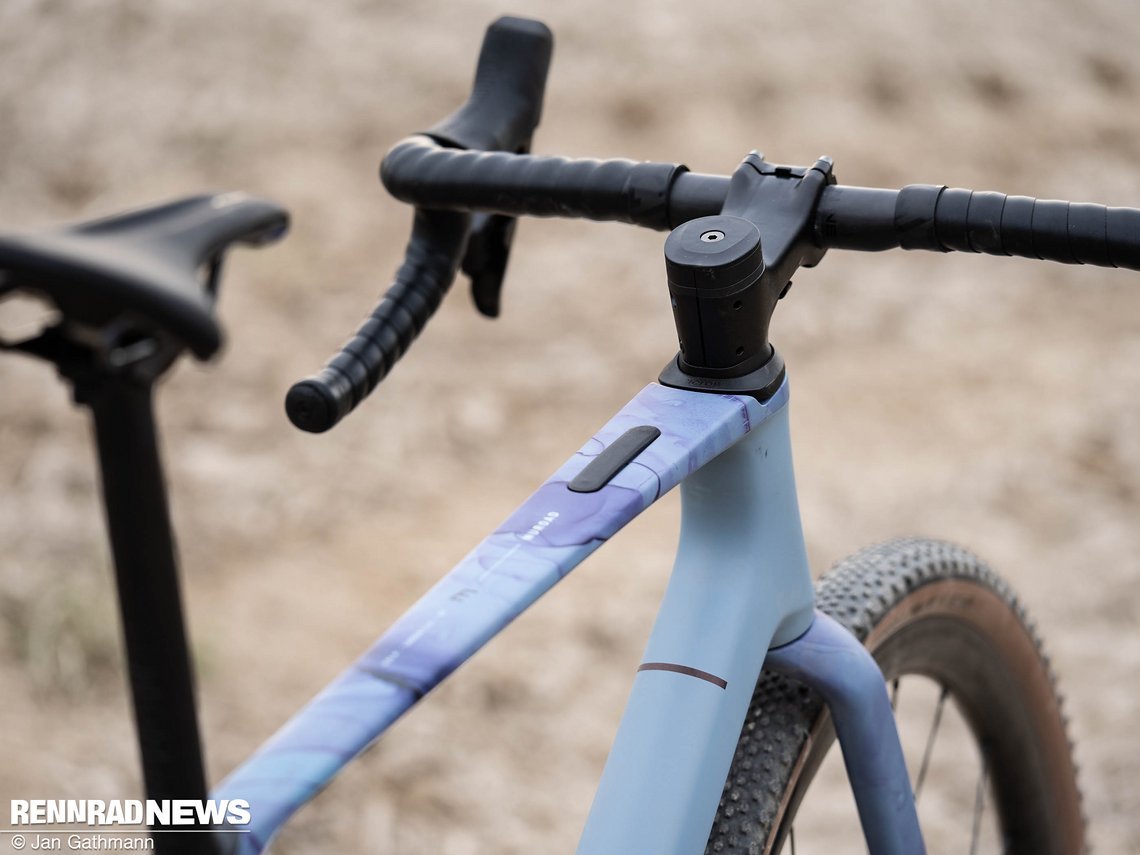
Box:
1;1;1139;852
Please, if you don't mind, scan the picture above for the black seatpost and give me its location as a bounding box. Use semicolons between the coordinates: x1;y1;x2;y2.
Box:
4;326;218;852
78;365;216;855
9;323;219;854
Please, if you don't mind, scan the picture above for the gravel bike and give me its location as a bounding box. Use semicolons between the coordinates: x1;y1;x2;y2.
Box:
4;14;1138;855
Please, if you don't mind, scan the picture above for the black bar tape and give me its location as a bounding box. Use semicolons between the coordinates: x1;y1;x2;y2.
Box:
963;191;1006;255
1107;207;1140;269
885;185;1140;271
895;184;945;250
934;188;973;253
1068;203;1109;266
999;195;1037;259
285;209;468;432
382;137;688;231
1031;200;1075;264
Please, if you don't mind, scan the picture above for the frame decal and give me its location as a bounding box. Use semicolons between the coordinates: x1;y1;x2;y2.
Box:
213;382;777;851
636;662;728;689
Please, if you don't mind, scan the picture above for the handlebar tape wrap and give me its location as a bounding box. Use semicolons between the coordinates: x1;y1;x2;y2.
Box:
285;210;468;432
895;184;1140;269
287;17;553;432
382;139;686;231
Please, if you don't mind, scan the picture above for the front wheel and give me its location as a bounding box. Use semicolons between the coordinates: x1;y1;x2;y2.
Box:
705;538;1085;854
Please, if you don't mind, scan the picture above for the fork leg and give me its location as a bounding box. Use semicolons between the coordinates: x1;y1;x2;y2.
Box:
766;610;926;855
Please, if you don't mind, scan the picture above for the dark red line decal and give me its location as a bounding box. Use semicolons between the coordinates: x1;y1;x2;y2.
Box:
637;661;728;689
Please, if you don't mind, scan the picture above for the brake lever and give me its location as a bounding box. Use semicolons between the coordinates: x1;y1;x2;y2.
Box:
462;212;517;318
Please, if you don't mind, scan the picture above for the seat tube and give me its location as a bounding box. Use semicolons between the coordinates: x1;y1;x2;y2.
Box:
577;396;815;854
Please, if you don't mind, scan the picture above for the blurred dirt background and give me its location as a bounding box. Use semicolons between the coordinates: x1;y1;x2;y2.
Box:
1;0;1139;852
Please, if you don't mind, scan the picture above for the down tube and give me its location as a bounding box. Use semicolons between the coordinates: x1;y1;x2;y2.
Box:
577;393;816;854
212;382;784;852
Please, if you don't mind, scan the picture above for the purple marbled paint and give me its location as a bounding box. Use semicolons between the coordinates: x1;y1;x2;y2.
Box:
213;381;785;851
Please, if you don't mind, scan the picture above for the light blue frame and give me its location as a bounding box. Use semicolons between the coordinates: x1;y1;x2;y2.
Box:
577;390;814;852
212;377;921;854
